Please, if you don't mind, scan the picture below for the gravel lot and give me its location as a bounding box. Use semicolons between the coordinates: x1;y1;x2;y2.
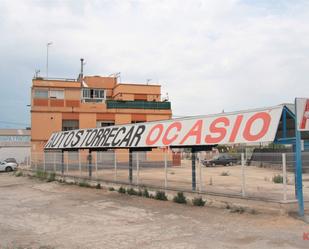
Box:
0;173;308;249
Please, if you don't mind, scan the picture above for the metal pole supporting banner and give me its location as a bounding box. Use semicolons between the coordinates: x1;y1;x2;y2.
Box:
241;153;246;197
282;153;287;202
61;151;64;176
198;153;203;192
192;152;196;191
66;152;69;173
294;98;304;216
88;151;92;178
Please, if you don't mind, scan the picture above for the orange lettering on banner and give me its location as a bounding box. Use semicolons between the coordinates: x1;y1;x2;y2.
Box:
146;124;163;145
162;122;182;145
300;99;309;129
180;120;203;145
229;115;243;142
243;112;271;141
205;117;229;143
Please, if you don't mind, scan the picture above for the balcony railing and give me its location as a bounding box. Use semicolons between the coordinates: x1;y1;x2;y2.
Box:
106;100;171;110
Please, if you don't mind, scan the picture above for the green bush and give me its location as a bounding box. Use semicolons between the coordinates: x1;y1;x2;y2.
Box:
15;171;23;177
108;187;115;191
272;174;283;184
155;191;168;201
47;172;56;182
127;188;138;195
192;197;206;206
137;189;143;196
78;181;91;188
118;186;126;194
35;170;48;180
142;189;150;198
173;192;187;204
95;183;101;189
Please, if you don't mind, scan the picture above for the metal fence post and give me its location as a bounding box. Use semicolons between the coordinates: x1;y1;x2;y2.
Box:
95;152;98;179
136;152;140;185
43;153;46;172
35;153;37;171
164;150;168;189
241;153;246;197
79;151;81;177
114;152;117;181
282;153;287;202
53;153;56;172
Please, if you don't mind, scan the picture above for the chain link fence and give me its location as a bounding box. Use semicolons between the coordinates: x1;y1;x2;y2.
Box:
25;150;309;202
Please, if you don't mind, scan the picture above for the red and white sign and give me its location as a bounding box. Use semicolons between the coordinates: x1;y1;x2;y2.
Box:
296;98;309;131
45;106;283;150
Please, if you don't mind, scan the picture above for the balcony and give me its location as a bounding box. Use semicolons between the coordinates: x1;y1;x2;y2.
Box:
106;100;171;110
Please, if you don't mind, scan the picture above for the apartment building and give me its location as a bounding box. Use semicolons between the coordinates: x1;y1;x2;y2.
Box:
30;73;172;154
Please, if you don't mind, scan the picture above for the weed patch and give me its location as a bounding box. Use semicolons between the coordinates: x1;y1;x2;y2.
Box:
118;186;126;194
272;174;283;184
127;188;138;195
192;197;206;206
154;191;168;201
173;192;187;204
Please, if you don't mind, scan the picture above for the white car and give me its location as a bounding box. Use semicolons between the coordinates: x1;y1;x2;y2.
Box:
0;161;18;172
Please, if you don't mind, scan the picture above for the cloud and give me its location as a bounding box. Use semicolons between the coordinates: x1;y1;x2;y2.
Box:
0;0;309;127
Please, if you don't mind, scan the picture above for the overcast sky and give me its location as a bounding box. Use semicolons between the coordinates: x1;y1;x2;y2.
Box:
0;0;309;128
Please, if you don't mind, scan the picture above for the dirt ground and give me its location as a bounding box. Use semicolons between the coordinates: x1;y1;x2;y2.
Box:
0;173;309;249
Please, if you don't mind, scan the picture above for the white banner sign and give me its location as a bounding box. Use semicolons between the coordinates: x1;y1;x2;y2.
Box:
45;106;283;150
296;98;309;131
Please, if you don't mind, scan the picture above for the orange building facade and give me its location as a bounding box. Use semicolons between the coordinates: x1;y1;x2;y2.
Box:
31;75;172;154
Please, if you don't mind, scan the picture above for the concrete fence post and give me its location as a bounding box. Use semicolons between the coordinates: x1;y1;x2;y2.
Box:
164;150;168;189
136;152;140;185
114;152;117;181
241;153;246;197
282;153;287;202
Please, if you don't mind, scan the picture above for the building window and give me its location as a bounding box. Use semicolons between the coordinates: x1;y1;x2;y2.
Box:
50;90;64;99
96;121;115;128
82;88;106;102
34;89;48;99
62;120;79;131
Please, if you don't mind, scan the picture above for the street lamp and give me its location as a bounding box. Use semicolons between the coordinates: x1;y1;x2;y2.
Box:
46;42;52;78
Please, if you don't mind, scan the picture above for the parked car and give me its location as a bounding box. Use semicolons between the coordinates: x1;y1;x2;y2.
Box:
202;154;238;167
4;158;18;165
0;161;18;172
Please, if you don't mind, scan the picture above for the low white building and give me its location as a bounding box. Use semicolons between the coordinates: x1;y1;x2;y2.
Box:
0;129;30;164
